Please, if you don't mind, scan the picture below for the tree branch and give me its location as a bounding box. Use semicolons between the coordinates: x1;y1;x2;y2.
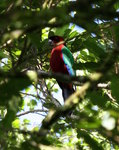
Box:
16;109;48;117
0;69;88;84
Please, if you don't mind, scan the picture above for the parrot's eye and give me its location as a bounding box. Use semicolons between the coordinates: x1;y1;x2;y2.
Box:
49;36;64;44
54;37;59;42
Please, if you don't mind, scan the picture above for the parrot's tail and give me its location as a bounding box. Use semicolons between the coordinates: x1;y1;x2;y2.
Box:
62;87;75;101
57;81;75;101
62;86;75;116
57;81;75;116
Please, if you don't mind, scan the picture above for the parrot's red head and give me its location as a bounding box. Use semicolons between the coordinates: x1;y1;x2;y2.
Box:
48;36;65;47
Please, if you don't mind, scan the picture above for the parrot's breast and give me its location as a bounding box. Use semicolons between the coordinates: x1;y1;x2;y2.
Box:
50;45;68;74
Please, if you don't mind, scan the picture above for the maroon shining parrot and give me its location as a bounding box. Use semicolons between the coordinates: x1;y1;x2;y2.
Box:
49;35;75;101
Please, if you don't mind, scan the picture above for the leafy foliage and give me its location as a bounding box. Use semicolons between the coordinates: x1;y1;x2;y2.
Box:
0;0;119;149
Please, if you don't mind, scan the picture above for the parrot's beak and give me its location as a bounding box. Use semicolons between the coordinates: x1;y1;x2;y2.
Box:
48;39;54;46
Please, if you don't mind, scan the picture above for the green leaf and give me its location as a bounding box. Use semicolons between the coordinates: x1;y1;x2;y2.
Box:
28;33;41;48
43;101;56;109
111;25;119;43
111;76;119;101
78;120;101;129
48;31;55;38
74;62;101;71
83;37;106;58
0;77;31;106
114;2;119;10
1;107;20;128
12;118;20;128
63;28;71;38
31;99;37;106
55;24;69;36
86;91;109;108
27;99;37;110
0;51;8;59
14;50;21;56
23;119;30;125
77;129;103;150
68;30;78;39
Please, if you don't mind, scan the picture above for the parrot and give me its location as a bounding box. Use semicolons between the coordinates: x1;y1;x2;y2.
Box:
48;35;75;102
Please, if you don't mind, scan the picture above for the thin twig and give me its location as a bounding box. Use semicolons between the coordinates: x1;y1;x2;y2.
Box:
16;109;48;117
